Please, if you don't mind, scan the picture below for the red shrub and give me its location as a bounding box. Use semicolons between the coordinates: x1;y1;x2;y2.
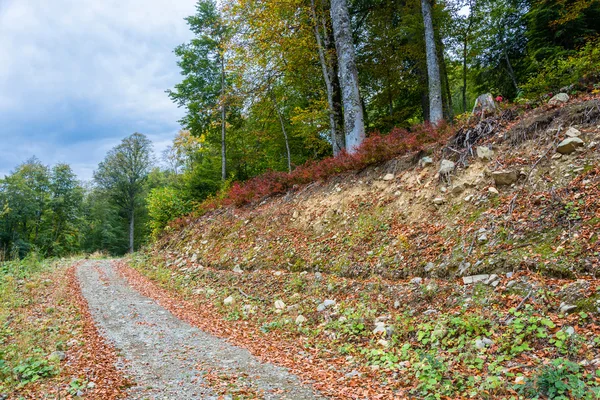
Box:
198;122;454;210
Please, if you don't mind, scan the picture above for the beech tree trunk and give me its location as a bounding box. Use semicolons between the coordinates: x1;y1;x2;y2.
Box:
330;0;365;153
311;0;345;155
129;208;134;253
220;55;227;181
421;0;443;125
271;92;292;173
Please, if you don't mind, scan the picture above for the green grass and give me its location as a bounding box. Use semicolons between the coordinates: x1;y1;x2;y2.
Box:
0;254;81;395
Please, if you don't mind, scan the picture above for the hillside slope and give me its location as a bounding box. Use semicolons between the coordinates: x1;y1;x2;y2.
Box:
132;96;600;399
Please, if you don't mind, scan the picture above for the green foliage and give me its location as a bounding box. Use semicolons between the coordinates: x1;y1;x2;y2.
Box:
0;159;84;259
522;37;600;99
147;187;192;239
516;358;598;399
12;357;57;386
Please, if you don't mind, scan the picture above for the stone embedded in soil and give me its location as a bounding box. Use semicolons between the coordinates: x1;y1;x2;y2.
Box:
274;300;286;310
432;197;445;205
295;315;307;324
372;322;386;335
488;187;499;196
548;92;569;106
439;159;455;176
492;170;518;186
420;156;433;167
383;173;395;181
224;296;235;305
475;338;494;349
476;146;494;160
566;127;581;137
317;299;336;312
49;351;66;362
559;303;578;314
233;265;243;274
557;137;584;154
462;275;490;285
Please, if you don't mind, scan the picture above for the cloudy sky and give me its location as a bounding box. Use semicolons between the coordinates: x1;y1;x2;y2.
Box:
0;0;198;180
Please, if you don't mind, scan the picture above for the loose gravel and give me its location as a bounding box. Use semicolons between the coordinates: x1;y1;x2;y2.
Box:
76;260;322;400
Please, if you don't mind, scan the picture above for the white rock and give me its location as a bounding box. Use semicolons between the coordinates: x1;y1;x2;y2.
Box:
233;265;243;274
559;303;577;314
565;326;575;336
439;160;455;175
566;127;581;137
317;299;336;312
383;173;395;181
488;187;499;196
485;274;499;285
433;197;445;205
373;322;386;335
462;275;490;284
475;338;494;349
323;299;336;307
223;296;235;306
476;146;494;160
548;93;569;106
274;300;286;310
410;277;423;285
557;137;584;154
377;339;390;347
295;315;307;324
514;376;526;385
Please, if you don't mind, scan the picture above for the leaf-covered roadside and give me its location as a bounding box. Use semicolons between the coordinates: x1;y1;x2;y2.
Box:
124;256;600;399
0;257;129;399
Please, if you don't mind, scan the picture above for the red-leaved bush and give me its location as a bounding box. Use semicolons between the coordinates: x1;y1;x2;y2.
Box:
194;122;453;214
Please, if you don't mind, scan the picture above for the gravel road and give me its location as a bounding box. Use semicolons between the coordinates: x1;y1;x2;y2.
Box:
76;260;322;400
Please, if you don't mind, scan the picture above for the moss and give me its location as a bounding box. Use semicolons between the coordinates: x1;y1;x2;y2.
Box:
574;293;600;313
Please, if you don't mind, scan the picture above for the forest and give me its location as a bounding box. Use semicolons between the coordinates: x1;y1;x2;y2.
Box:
1;0;599;259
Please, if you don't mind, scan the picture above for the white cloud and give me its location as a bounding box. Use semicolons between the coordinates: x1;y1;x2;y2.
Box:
0;0;197;178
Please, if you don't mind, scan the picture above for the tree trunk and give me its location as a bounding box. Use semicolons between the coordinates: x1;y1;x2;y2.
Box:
330;0;365;153
504;49;519;92
462;37;468;112
129;208;134;253
421;0;443;125
311;0;345;155
220;55;227;181
271;92;292;173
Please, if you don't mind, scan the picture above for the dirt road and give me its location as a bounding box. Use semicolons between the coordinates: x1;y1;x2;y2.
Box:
76;260;322;399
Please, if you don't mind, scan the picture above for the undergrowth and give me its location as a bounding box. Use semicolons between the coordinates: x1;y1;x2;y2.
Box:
0;254;78;396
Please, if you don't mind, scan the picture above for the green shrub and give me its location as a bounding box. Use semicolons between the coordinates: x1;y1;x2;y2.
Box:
147;186;192;239
522;38;600;100
516;358;599;399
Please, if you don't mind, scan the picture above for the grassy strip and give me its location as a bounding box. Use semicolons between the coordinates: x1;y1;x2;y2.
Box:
0;256;128;399
128;253;600;399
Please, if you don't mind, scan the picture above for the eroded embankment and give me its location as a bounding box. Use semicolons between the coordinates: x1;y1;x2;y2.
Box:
134;97;600;399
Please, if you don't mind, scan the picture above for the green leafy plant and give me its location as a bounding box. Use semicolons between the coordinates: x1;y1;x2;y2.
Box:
516;358;597;399
12;357;57;386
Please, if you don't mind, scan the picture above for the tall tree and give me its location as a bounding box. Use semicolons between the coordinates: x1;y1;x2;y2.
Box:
94;133;153;253
421;0;444;124
310;0;345;155
330;0;365;152
168;0;230;181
